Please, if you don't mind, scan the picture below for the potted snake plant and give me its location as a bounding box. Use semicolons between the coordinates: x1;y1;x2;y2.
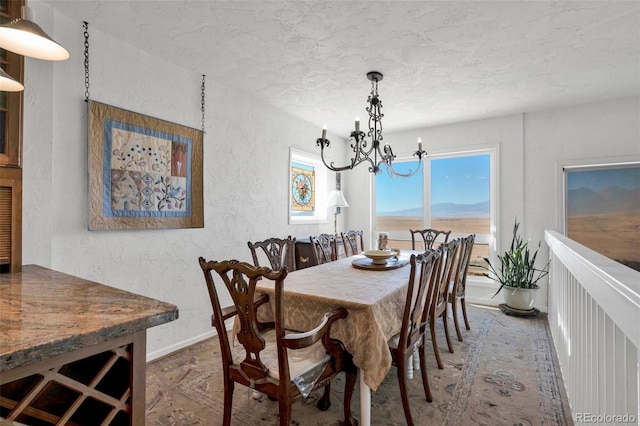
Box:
483;219;550;311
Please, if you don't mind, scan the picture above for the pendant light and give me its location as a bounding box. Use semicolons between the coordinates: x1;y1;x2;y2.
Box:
0;68;24;92
0;6;69;61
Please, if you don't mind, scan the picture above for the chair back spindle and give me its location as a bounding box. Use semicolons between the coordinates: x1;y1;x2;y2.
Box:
310;233;338;264
427;239;460;369
409;228;451;251
247;236;297;271
341;230;364;257
449;234;476;340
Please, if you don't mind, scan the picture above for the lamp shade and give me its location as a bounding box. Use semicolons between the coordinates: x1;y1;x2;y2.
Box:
0;18;69;61
0;68;24;92
327;190;349;208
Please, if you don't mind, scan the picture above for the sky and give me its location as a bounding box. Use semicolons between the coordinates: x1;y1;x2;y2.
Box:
376;154;490;215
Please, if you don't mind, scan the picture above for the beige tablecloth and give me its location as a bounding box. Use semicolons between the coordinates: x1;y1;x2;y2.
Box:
254;254;414;392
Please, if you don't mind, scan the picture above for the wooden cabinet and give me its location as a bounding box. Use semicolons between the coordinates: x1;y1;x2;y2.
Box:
295;238;317;270
0;166;21;272
0;0;25;273
295;238;345;270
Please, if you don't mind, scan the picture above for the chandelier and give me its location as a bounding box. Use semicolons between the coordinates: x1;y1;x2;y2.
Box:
316;71;426;177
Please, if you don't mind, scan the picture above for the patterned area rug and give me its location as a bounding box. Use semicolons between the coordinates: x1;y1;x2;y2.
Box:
145;304;573;425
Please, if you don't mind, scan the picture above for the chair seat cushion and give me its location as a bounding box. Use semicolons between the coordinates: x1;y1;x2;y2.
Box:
388;332;401;350
233;329;330;382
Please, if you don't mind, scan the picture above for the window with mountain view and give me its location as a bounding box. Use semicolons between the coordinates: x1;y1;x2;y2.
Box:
375;151;493;275
565;163;640;272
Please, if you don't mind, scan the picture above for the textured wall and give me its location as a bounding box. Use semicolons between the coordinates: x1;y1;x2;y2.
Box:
523;97;640;308
23;2;341;360
21;4;55;269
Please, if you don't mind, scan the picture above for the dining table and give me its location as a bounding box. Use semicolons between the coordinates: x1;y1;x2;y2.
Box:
254;251;418;426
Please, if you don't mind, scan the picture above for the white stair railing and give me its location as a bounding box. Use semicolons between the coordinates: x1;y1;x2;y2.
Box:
545;230;640;425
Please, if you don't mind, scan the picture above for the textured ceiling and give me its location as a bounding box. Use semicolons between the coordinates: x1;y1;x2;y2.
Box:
44;0;640;136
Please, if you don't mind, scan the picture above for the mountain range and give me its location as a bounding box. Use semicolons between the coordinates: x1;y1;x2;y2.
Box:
379;185;640;218
568;186;640;216
378;201;490;218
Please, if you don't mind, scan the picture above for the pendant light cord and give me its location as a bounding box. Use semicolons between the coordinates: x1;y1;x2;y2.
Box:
201;74;206;133
83;21;90;102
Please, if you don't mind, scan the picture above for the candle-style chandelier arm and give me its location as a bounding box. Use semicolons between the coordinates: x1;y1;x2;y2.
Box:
316;131;382;173
315;71;428;177
316;136;357;172
316;133;426;176
384;150;426;177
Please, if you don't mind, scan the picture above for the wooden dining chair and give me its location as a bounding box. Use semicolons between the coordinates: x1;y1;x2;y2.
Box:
427;238;460;369
388;250;441;426
248;236;297;271
409;228;451;251
449;234;476;341
310;233;338;264
198;257;358;426
341;230;364;257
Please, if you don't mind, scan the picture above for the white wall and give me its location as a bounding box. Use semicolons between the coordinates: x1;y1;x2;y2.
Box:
22;1;639;359
524;97;640;309
23;1;341;360
21;3;55;268
344;98;640;311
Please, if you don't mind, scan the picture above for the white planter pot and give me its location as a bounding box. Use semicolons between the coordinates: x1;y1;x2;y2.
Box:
502;287;538;311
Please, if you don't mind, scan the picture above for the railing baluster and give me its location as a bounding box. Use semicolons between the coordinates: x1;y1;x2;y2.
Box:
627;341;639;421
598;304;606;416
545;230;640;425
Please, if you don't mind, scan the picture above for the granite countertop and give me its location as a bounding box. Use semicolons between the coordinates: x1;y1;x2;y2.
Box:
0;265;178;373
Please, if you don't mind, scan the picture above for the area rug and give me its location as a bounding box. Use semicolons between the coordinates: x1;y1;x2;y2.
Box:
145;304;573;425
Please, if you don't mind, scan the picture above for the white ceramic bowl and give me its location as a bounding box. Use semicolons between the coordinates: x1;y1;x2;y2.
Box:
363;250;396;265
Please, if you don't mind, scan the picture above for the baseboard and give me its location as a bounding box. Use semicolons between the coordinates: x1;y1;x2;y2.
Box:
465;281;548;313
466;293;548;313
466;295;501;307
465;280;501;308
146;329;217;363
146;318;236;363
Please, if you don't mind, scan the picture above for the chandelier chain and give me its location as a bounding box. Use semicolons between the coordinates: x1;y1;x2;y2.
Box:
83;21;90;102
201;75;206;133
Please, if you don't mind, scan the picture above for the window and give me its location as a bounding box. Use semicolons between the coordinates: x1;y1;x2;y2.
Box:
288;148;330;225
564;162;640;272
375;161;424;238
375;150;495;275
